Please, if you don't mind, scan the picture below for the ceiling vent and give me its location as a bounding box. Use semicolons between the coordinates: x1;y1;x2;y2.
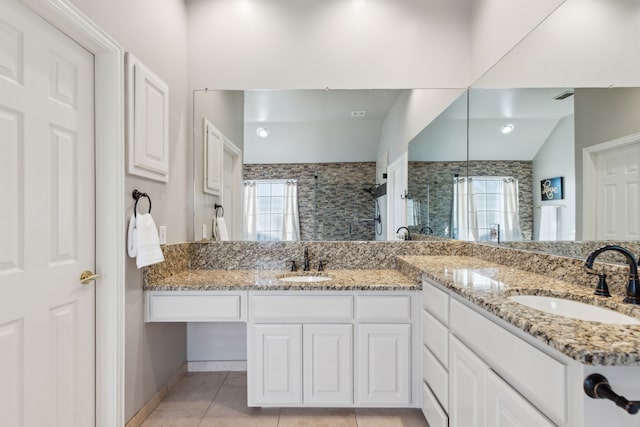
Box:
553;91;574;100
351;110;367;118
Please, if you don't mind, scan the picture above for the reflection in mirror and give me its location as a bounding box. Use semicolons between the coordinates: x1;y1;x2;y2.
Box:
467;87;640;255
468;88;575;242
194;89;404;241
407;92;467;239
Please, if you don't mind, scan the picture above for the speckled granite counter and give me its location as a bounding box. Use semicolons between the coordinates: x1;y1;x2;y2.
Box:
145;269;419;291
398;255;640;366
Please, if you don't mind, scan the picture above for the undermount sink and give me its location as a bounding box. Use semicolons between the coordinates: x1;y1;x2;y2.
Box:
508;295;640;325
278;275;332;283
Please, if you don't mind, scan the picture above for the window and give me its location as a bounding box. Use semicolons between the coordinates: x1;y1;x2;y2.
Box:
243;179;300;241
453;176;521;242
255;180;286;241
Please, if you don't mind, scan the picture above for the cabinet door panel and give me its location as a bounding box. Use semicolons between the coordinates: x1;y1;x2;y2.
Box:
303;324;353;405
486;370;554;427
449;335;486;427
357;324;411;405
253;324;302;405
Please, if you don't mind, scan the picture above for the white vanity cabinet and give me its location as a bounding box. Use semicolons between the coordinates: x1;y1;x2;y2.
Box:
247;291;418;408
421;280;555;427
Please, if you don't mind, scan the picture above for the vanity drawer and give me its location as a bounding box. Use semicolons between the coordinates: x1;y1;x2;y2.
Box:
145;291;246;322
421;381;448;427
356;295;411;322
251;295;353;322
422;281;449;326
422;345;448;411
450;299;566;423
422;309;448;368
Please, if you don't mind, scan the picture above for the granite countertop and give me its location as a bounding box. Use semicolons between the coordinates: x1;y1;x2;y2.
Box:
398;255;640;366
145;269;419;291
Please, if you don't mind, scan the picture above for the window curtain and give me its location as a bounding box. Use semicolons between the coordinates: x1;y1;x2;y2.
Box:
500;178;522;241
242;181;257;240
282;180;301;241
452;176;477;241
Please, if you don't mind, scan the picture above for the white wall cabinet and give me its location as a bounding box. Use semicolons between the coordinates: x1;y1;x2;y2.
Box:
204;119;223;196
126;53;169;182
357;323;411;405
253;324;302;405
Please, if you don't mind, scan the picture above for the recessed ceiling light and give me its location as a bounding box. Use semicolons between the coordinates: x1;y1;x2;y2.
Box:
351;110;366;118
256;127;269;138
501;124;514;135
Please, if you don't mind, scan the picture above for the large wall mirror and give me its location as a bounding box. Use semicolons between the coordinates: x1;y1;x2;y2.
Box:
465;0;640;258
193;89;460;242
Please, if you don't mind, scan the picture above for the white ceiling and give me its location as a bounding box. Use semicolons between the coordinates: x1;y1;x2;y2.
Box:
244;89;402;164
244;87;576;164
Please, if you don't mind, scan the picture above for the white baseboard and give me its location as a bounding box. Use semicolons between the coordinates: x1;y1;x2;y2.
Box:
125;362;187;427
188;360;247;372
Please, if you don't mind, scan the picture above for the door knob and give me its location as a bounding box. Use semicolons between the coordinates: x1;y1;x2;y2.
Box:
80;270;99;284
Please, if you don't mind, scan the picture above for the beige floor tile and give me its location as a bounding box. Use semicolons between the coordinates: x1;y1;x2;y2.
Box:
278;407;357;427
198;401;280;427
139;408;204;427
355;408;429;427
157;372;228;411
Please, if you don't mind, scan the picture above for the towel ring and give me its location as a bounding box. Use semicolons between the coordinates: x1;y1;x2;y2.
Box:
132;189;152;218
215;203;224;218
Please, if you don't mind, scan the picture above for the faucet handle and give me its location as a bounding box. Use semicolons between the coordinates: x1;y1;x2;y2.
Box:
318;259;328;272
289;260;298;272
594;273;611;298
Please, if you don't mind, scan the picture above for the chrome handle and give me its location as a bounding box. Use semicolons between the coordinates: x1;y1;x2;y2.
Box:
80;270;99;285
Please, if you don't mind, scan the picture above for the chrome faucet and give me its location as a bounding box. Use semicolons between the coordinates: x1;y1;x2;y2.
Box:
584;245;640;304
303;247;310;271
396;226;412;241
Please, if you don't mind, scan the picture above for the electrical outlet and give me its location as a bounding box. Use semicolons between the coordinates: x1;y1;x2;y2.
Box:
158;226;167;244
202;224;208;239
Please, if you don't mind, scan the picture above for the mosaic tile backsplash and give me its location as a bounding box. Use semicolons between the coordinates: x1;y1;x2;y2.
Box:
244;162;380;241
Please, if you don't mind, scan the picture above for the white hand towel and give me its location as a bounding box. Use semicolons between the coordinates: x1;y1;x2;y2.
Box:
127;213;137;258
216;217;229;241
135;213;165;268
538;205;558;241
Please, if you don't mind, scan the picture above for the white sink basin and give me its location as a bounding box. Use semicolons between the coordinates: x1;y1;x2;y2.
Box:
508;295;640;325
279;275;332;283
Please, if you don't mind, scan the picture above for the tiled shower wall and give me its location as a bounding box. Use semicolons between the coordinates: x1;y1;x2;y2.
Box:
243;162;379;241
408;160;534;241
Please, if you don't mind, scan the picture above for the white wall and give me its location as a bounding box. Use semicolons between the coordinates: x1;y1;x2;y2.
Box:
69;0;189;421
469;0;564;83
378;89;467;166
474;0;640;88
532;115;575;240
187;0;470;90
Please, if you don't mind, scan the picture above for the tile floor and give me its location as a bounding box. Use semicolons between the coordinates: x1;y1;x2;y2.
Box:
141;371;430;427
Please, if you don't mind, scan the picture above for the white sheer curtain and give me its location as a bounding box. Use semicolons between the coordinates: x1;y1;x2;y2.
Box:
282;180;301;241
500;178;522;241
242;181;257;240
453;177;477;241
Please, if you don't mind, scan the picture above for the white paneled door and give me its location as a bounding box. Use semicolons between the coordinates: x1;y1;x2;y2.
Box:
0;0;96;426
595;141;640;240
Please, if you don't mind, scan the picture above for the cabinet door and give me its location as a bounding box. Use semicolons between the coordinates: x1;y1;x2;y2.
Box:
449;335;486;427
303;324;353;405
204;119;223;196
253;324;302;405
486;370;554;427
357;323;411;405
